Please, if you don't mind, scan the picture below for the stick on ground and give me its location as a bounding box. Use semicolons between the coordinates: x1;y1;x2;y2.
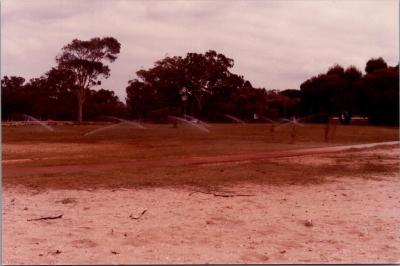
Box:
189;190;255;197
129;210;147;220
27;214;63;221
212;193;255;197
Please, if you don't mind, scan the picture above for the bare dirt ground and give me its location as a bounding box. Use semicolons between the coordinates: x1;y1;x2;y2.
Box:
3;144;399;264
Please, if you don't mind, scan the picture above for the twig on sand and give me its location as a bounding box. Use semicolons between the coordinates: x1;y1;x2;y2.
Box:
27;214;63;221
213;193;255;197
189;190;255;197
129;210;147;220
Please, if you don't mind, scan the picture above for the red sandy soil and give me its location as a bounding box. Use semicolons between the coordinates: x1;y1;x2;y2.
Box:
2;143;400;264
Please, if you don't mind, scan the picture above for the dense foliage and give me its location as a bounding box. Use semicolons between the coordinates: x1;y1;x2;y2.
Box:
126;50;270;122
126;53;398;125
2;39;398;126
300;58;399;125
1;70;125;121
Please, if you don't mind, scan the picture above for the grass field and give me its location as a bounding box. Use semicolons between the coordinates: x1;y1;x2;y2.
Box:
2;123;399;189
3;123;398;161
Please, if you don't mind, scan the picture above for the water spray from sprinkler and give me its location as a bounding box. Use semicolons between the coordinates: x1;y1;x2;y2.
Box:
168;116;210;133
84;117;146;136
101;116;146;129
22;114;54;132
276;116;306;144
183;114;211;128
84;122;127;136
224;114;246;124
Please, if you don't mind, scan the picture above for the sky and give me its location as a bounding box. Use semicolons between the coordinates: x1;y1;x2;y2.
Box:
1;0;398;101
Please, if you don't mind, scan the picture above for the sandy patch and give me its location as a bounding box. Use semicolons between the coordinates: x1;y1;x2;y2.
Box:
3;172;399;264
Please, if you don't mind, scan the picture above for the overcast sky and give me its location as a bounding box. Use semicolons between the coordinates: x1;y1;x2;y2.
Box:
1;0;398;101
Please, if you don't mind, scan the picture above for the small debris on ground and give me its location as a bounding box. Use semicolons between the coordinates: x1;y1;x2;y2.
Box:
111;251;119;255
49;250;61;255
280;250;286;254
57;198;77;204
129;209;147;220
304;219;313;227
189;190;255;197
27;214;63;221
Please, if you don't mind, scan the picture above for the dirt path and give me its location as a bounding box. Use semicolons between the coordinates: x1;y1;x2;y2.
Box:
3;141;399;178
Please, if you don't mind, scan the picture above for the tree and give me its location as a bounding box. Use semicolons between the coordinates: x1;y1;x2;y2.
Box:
299;58;398;125
44;68;77;120
125;50;260;121
84;88;126;120
326;64;344;76
357;63;398;125
23;76;53;119
55;37;121;122
126;79;158;120
343;66;362;117
1;76;26;120
182;50;234;113
365;57;388;74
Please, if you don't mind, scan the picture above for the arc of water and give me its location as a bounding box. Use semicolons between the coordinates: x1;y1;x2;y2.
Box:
276;117;305;130
183;114;211;128
280;118;297;124
258;115;276;123
224;114;246;124
84;122;127;136
169;116;210;133
286;115;319;124
22;114;54;132
290;117;305;126
102;116;146;129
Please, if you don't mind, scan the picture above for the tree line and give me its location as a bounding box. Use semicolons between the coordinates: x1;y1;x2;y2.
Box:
2;37;399;125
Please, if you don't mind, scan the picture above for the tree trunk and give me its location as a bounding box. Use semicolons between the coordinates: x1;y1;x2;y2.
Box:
194;94;202;114
77;97;83;123
77;90;84;123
